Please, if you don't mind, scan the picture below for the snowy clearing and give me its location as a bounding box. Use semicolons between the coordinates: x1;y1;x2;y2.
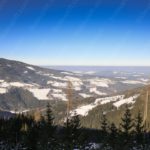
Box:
95;95;124;105
52;89;62;93
122;80;147;85
51;93;67;101
47;80;54;84
28;88;50;100
71;104;96;116
24;71;28;74
89;78;114;87
50;76;67;81
113;94;140;108
79;93;92;98
74;86;81;91
10;109;30;114
9;82;34;87
0;82;10;88
65;76;81;82
61;72;74;75
113;71;118;74
51;81;67;88
115;77;127;79
7;64;11;67
0;88;7;94
139;78;149;82
84;71;96;75
72;95;139;116
0;82;34;88
90;88;107;96
26;66;35;71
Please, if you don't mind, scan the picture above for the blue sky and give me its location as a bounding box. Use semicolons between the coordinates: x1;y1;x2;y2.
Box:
0;0;150;66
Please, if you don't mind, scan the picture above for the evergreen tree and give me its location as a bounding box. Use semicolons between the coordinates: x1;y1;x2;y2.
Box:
46;103;54;125
108;123;118;150
25;120;39;150
120;106;134;149
45;103;56;150
70;113;87;149
62;117;74;150
62;112;86;150
134;111;144;149
100;113;109;149
38;115;49;150
135;111;144;143
34;103;56;150
6;115;23;146
101;114;108;140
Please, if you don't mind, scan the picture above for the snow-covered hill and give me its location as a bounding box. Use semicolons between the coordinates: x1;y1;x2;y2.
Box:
0;58;149;113
71;94;140;116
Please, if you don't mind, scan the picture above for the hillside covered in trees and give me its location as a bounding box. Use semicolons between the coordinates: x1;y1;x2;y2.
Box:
0;103;150;150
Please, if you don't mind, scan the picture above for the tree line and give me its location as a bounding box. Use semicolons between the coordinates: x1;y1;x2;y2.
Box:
0;104;150;150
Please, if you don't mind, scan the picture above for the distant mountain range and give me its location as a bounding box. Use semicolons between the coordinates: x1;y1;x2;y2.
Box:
47;65;150;75
0;58;150;126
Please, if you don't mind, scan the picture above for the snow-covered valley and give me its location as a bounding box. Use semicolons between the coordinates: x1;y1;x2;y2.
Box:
0;58;149;115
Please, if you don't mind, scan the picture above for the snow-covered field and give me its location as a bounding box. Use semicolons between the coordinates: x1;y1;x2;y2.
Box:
51;93;67;101
28;88;50;100
51;81;67;88
88;78;114;87
139;78;149;82
50;76;67;81
71;104;96;116
72;94;140;116
10;109;29;114
0;81;34;88
79;93;92;98
94;95;124;105
0;64;149;110
61;72;75;75
0;88;7;94
90;87;107;96
26;66;35;71
121;80;147;85
113;94;140;108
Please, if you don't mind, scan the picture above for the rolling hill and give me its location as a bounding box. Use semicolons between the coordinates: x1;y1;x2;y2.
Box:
0;58;150;127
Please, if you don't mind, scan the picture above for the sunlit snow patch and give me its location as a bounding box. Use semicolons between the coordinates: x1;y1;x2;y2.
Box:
10;109;30;114
0;80;4;83
24;71;28;74
51;81;67;88
84;71;96;75
139;78;149;82
72;104;96;116
0;88;8;94
79;93;92;98
9;82;33;87
89;78;114;87
95;95;124;105
72;95;124;116
26;66;35;71
51;93;67;101
122;80;147;85
113;94;140;108
28;88;50;100
90;88;107;96
65;76;82;82
61;72;74;75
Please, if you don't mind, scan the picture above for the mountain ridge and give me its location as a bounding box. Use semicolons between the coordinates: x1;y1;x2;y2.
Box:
0;58;150;127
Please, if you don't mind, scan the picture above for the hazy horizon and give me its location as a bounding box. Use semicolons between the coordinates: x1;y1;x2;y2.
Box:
46;65;150;74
